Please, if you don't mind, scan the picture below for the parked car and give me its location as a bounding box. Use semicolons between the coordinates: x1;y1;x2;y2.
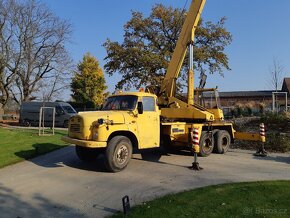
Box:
19;102;77;127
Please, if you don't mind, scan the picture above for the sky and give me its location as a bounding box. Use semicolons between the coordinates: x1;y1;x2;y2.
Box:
42;0;290;100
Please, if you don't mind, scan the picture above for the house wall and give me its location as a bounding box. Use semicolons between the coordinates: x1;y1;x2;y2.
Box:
220;96;273;108
219;95;290;117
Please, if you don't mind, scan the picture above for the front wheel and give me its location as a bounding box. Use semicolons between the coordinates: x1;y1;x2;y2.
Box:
63;120;69;128
23;119;31;127
105;136;132;172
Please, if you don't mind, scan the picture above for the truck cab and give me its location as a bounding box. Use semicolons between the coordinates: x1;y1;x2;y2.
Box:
62;92;160;172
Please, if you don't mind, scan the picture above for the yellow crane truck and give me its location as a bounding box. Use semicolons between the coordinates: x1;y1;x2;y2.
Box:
62;0;265;172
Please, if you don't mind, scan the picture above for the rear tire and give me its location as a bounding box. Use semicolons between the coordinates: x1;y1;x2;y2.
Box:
75;146;100;162
105;136;132;172
63;120;69;128
199;131;214;157
23;119;31;127
214;130;231;154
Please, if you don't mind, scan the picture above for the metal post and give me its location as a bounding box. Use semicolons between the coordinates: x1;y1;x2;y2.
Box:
272;92;288;113
42;107;45;135
285;93;288;112
38;107;42;136
52;107;55;135
122;195;130;215
189;43;194;70
38;107;55;136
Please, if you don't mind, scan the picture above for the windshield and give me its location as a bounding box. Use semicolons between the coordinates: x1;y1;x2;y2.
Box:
102;95;138;111
62;106;76;114
195;90;221;109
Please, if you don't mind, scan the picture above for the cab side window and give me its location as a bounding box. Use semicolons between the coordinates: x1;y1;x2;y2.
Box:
55;106;64;115
142;97;155;112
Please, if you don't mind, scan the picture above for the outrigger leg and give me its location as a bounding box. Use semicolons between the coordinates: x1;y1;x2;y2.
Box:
190;152;203;170
254;123;267;157
189;128;203;171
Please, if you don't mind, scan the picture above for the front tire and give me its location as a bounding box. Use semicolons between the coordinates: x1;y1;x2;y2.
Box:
75;146;100;162
63;120;69;128
105;136;132;172
23;119;31;127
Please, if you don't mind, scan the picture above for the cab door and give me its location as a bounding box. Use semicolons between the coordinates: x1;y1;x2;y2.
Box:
137;96;160;149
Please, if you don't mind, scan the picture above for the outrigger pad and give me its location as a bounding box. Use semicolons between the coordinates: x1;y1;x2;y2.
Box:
254;149;268;157
189;162;203;171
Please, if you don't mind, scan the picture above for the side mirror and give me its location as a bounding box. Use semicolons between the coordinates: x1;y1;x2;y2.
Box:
137;102;143;114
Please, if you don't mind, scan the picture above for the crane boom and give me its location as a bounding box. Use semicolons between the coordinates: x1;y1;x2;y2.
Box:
160;0;206;98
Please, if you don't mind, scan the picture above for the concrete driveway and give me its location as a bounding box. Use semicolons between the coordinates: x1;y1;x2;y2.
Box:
0;147;289;218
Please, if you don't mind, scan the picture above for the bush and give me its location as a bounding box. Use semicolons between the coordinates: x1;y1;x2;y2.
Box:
264;133;290;152
260;112;290;133
260;112;289;124
261;112;290;152
231;112;290;153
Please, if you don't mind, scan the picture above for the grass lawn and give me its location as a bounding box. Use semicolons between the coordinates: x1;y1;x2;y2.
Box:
0;127;68;168
113;181;290;218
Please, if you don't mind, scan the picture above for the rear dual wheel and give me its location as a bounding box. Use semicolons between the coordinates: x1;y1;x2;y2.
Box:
198;130;231;157
214;130;231;154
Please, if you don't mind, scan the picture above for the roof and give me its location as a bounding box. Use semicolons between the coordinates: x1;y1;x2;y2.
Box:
218;90;274;98
282;78;290;93
110;91;156;98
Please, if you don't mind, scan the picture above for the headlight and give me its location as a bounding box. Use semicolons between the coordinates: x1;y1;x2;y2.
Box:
98;118;104;124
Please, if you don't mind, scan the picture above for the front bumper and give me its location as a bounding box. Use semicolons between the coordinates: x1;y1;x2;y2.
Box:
61;136;107;148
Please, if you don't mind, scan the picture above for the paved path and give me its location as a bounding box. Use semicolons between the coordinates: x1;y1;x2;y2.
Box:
0;147;289;218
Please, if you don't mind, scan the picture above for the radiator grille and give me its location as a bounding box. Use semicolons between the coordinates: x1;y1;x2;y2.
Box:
70;123;81;133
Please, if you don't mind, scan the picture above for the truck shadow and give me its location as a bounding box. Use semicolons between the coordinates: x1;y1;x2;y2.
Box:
133;148;193;169
253;155;290;165
15;144;198;172
15;145;108;172
0;183;83;217
61;155;108;172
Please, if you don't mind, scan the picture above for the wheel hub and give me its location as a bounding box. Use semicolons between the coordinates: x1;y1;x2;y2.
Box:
116;145;128;164
222;137;228;148
203;138;213;152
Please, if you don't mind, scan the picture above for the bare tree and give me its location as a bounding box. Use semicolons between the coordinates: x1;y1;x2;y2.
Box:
38;63;73;102
268;58;285;113
0;0;18;106
268;58;284;91
0;0;72;106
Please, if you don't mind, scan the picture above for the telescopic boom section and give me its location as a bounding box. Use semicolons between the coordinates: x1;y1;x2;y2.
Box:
160;0;206;99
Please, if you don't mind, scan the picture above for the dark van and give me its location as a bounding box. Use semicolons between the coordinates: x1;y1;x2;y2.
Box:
19;102;76;127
